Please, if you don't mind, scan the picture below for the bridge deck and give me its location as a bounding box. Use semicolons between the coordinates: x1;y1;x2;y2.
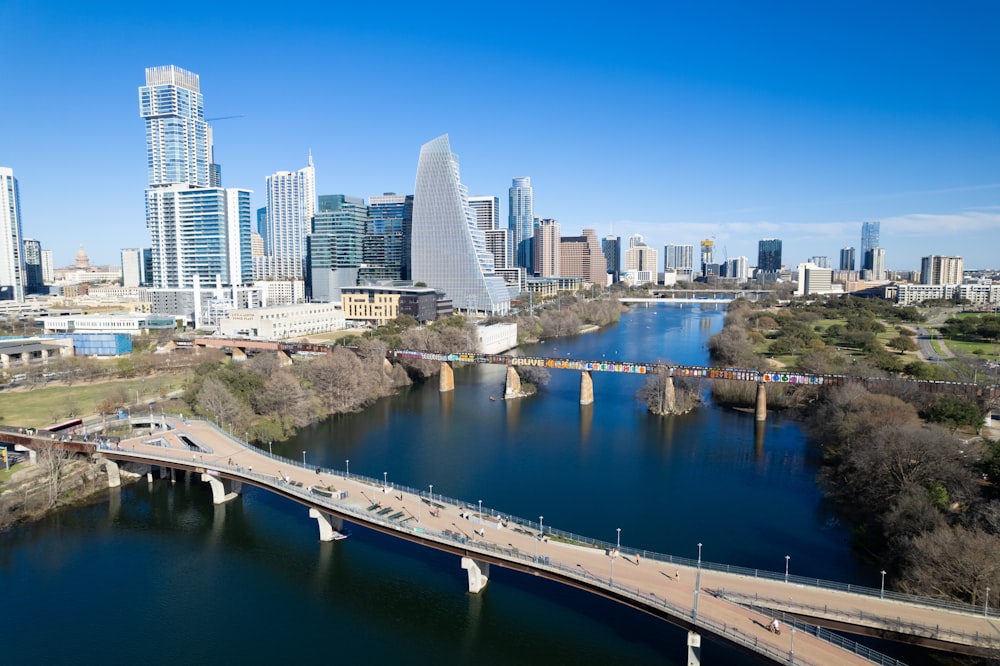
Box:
34;418;986;663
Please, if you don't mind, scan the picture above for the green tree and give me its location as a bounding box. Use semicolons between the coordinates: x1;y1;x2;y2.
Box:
922;396;984;433
887;335;919;354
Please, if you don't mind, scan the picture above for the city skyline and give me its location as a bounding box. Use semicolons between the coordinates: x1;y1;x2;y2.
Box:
1;2;997;270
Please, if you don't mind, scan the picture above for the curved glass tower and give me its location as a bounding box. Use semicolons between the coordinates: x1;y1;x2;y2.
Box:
411;135;510;316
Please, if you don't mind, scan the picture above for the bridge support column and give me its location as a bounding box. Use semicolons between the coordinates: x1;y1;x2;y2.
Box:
146;471;153;483
276;350;293;367
461;557;490;594
504;366;521;399
103;459;121;488
309;508;345;542
754;382;767;422
439;361;454;393
686;631;701;666
232;347;247;362
663;375;676;413
159;466;169;479
201;473;242;504
170;468;177;484
580;370;594;406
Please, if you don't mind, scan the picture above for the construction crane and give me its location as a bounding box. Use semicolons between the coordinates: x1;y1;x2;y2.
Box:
206;115;244;122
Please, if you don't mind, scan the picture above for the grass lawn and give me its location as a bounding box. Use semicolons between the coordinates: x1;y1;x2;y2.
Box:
945;339;1000;357
0;376;181;428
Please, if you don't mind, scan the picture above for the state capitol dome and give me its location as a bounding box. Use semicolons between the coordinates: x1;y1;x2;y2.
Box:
75;245;90;269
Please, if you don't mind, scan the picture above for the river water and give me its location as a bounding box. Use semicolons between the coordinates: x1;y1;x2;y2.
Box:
0;305;934;664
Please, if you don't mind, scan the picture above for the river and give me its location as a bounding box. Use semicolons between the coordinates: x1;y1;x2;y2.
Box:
0;304;936;664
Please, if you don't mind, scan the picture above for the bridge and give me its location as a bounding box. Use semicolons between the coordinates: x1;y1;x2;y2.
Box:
192;336;997;422
4;422;998;664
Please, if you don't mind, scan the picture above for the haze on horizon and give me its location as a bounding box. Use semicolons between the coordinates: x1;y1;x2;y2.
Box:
1;1;997;270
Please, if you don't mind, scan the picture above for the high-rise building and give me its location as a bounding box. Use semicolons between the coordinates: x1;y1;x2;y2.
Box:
722;256;750;282
664;244;695;281
139;66;252;289
602;235;621;283
809;256;831;269
700;239;715;276
307;194;367;302
861;221;880;271
363;194;413;282
920;255;964;285
121;248;144;288
256;207;268;255
509;177;534;271
534;219;561;277
839;247;855;271
468;195;500;232
266;156;316;279
869;247;886;281
625;236;658;273
0;167;25;301
41;249;54;285
560;229;606;284
22;238;43;295
411;135;509;315
485;228;510;269
757;238;782;273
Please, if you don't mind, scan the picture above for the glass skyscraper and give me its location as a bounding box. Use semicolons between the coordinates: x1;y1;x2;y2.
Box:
861;221;879;271
509;177;534;272
364;193;413;282
139;65;251;288
411;135;509;315
0;167;25;301
757;238;783;273
839;247;855;271
664;244;695;281
307;194;366;302
602;235;621;283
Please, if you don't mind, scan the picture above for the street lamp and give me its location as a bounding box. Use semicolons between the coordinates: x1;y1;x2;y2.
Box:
429;484;433;502
302;450;306;465
790;627;795;659
268;441;272;456
785;555;790;583
478;499;482;524
383;471;388;488
617;527;621;551
880;570;887;599
539;515;544;538
694;543;703;618
345;459;349;478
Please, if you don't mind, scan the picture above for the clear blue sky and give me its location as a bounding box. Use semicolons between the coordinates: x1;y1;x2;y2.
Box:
2;1;998;270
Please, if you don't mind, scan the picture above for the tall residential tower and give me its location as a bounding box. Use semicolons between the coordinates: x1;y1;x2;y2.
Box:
0;167;25;301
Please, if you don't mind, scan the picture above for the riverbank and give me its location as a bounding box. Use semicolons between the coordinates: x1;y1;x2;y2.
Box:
0;458;110;532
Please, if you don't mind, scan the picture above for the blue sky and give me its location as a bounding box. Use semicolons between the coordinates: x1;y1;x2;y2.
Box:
2;1;998;270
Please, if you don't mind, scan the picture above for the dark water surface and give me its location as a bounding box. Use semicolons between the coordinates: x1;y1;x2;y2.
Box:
0;305;933;664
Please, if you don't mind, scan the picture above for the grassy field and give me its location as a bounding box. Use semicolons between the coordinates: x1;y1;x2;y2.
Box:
0;375;182;428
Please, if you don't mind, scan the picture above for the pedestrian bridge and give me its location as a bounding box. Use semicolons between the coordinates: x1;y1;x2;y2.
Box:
4;420;998;665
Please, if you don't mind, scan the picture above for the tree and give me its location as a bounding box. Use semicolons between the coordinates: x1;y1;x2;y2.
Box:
899;526;1000;605
922;396;984;433
887;335;918;354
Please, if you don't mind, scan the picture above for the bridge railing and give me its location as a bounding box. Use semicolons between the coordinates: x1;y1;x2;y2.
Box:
717;588;1000;651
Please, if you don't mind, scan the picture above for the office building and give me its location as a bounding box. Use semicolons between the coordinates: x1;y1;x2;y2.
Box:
22;238;43;295
722;256;750;282
560;229;606;284
796;262;834;296
861;221;879;271
265;157;316;279
0;167;25;301
363;193;413;282
41;249;54;285
868;247;886;281
256;207;268;255
602;235;621;283
625;236;658;275
307;194;367;302
809;256;831;269
535;219;561;277
757;238;782;273
485;228;510;269
139;66;252;289
839;247;855;271
664;244;695;281
920;255;964;285
411;135;509;315
509;177;534;271
468;195;500;232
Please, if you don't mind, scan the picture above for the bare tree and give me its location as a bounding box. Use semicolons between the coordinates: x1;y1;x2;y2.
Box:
899;525;1000;605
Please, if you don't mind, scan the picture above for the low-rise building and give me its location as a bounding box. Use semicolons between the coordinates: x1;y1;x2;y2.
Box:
341;286;451;326
42;311;177;336
476;323;517;354
218;303;345;339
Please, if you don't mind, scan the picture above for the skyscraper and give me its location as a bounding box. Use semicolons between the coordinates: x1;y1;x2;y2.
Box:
664;244;695;281
757;238;782;273
411;135;509;315
22;238;43;295
468;195;500;232
700;239;715;276
534;219;561;277
861;221;879;271
839;247;855;271
363;193;412;282
266;157;316;279
560;229;606;284
139;66;251;288
509;177;534;271
307;194;367;302
0;167;25;301
121;248;144;288
920;255;964;285
602;235;621;283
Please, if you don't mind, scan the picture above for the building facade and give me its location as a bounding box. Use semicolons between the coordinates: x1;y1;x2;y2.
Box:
341;285;448;326
364;193;413;282
121;248;144;288
920;255;964;285
265;157;316;280
757;238;782;273
307;194;367;302
861;221;880;271
839;246;855;271
664;244;695;282
560;229;606;284
534;218;561;277
468;195;500;232
411;135;509;315
0;167;25;301
602;235;621;283
509;177;534;271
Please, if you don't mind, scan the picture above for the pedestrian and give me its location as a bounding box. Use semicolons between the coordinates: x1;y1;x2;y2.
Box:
675;569;680;581
635;553;640;566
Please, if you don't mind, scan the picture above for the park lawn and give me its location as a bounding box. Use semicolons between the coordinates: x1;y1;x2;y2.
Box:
945;339;1000;357
0;376;179;428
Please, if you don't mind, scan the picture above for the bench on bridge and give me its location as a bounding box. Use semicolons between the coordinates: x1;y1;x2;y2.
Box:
389;511;405;520
377;506;394;516
366;503;381;511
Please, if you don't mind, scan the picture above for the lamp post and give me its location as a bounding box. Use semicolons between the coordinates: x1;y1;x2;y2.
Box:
785;555;790;583
790;627;795;660
345;459;349;478
268;441;272;456
880;570;887;599
617;527;621;551
429;484;433;502
478;499;482;524
302;450;306;465
610;546;615;586
694;543;703;619
539;515;544;539
383;471;388;488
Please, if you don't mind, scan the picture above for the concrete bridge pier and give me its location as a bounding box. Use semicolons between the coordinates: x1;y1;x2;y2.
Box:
754;382;767;422
687;631;701;666
103;458;121;488
170;468;177;484
504;366;521;398
439;361;455;392
201;473;242;504
308;508;346;542
159;466;170;480
663;375;676;413
461;556;490;593
580;370;594;405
